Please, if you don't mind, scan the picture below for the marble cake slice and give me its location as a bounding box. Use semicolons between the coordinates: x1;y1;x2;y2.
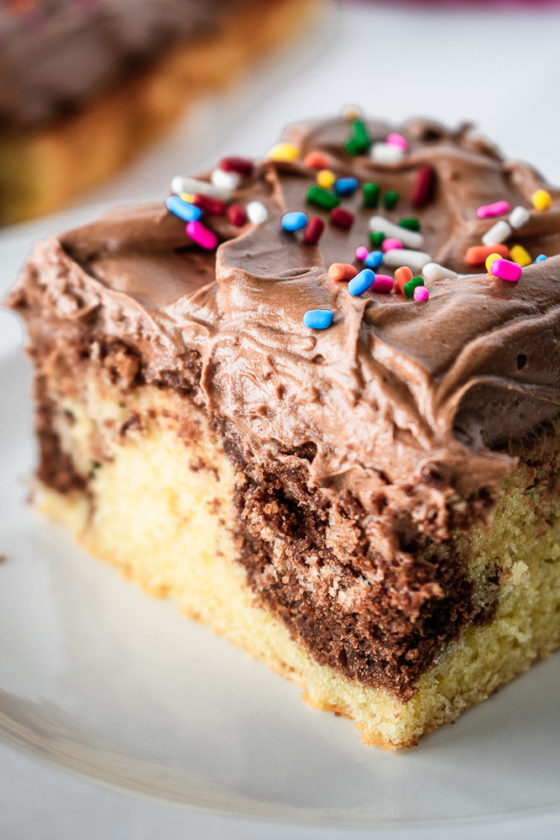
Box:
7;115;560;748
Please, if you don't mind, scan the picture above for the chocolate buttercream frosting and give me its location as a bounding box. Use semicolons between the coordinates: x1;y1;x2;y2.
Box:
9;116;560;538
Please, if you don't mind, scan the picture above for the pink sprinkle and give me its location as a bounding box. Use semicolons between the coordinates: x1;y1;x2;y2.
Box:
186;220;218;250
372;274;394;293
489;257;522;282
355;246;369;261
414;286;430;302
382;237;402;252
477;200;510;219
386;132;409;151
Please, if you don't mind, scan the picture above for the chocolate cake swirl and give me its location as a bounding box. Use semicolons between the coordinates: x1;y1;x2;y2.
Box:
8;116;560;698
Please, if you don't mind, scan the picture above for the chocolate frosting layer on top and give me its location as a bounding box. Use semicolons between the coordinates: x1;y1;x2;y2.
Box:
11;116;560;540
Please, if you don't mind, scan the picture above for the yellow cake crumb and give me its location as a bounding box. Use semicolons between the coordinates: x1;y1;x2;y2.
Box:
36;381;560;749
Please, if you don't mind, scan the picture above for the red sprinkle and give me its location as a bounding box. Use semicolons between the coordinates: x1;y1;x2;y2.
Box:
330;206;354;230
219;156;254;177
411;165;435;207
192;193;227;215
227;203;247;227
303;151;329;170
303;216;325;245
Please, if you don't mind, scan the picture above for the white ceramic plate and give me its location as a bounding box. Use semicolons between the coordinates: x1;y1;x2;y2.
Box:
1;213;560;840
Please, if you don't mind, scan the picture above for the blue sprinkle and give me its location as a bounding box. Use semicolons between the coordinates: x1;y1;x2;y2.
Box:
334;177;359;196
535;254;547;263
365;250;383;270
282;211;308;232
348;269;375;296
165;194;203;222
303;309;334;330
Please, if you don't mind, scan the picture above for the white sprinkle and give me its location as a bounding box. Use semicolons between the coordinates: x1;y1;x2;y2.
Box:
211;168;241;192
170;175;230;200
369;215;423;249
383;249;432;272
422;262;458;282
246;200;268;225
509;205;531;229
370;143;404;164
481;219;511;246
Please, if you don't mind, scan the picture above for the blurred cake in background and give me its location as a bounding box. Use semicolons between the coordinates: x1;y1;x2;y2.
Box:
0;0;320;224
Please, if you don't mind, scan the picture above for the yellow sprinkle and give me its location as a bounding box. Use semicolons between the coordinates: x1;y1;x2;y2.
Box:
266;142;299;162
510;244;532;267
317;169;336;189
179;193;194;203
341;104;362;121
485;252;503;273
532;189;552;211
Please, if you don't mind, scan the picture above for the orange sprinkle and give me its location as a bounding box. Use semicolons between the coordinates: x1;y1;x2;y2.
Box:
304;150;329;170
394;266;413;294
328;263;358;282
465;243;509;266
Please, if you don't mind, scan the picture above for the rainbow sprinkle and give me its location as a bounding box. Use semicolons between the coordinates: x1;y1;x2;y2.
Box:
165;115;559;336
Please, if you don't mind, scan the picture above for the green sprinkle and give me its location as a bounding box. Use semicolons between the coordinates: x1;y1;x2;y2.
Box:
345;137;362;155
399;216;420;231
383;190;399;210
306;185;340;210
363;182;380;208
403;276;424;298
369;231;385;248
345;119;371;155
353;119;370;147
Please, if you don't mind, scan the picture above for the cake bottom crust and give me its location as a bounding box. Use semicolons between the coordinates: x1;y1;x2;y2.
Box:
35;385;560;749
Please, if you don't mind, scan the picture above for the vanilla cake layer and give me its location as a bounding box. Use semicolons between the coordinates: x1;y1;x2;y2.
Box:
35;358;560;749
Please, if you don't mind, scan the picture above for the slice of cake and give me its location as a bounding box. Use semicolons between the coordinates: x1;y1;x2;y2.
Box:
6;115;560;748
0;0;320;224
